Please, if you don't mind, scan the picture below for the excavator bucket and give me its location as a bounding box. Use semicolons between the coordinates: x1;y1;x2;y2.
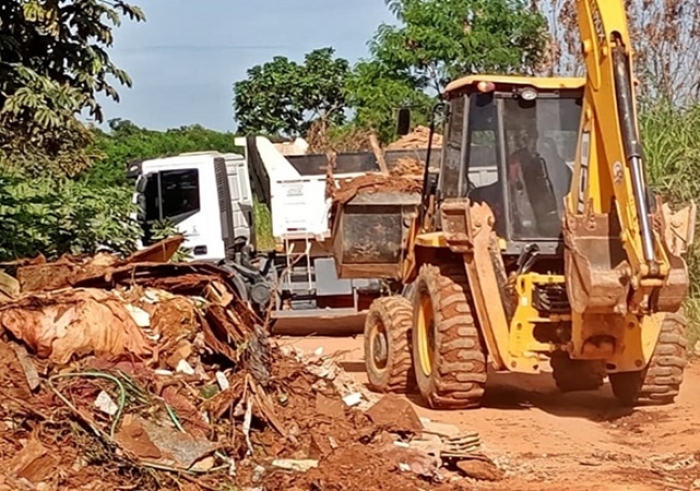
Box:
563;209;630;315
331;191;422;280
564;201;692;316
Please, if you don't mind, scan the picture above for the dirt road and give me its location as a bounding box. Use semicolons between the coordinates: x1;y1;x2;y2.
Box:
281;336;700;491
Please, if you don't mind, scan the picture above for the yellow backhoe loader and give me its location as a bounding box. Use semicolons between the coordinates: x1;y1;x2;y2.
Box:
329;0;697;408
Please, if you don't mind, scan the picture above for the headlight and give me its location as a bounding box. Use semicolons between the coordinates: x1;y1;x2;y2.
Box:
520;87;538;101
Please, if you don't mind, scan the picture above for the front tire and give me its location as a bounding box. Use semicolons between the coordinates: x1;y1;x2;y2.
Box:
608;312;688;406
412;263;487;409
364;296;416;393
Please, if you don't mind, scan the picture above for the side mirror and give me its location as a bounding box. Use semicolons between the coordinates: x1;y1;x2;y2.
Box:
136;173;152;193
397;108;411;136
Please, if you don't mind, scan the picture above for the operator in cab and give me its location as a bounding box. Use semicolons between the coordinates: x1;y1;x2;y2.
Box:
469;118;569;238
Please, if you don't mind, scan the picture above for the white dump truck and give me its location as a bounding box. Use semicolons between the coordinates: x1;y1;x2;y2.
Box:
129;135;497;333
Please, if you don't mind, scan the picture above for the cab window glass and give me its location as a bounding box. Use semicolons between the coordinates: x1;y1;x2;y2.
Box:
440;96;465;197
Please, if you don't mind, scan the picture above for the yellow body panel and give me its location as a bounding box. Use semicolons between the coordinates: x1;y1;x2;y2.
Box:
570;311;662;372
414;232;446;248
506;272;662;374
507;273;568;373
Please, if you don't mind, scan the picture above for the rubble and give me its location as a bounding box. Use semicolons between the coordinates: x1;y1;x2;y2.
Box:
365;394;424;435
0;288;151;364
390;156;425;177
455;457;505;481
387;125;443;150
329;172;423;205
0;238;493;491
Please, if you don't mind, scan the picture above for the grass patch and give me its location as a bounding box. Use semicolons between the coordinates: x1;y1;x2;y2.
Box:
640;101;700;349
685;298;700;352
253;195;275;252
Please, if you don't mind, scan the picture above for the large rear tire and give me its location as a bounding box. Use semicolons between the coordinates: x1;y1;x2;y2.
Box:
364;296;416;393
608;312;688;406
412;263;487;409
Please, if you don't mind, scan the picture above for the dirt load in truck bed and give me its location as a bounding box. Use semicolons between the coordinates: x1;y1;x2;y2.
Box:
387;125;443;150
331;172;423;205
390;156;425;177
325;127;436;205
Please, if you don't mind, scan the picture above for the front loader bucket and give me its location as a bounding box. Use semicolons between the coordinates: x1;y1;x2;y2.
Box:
331;192;421;280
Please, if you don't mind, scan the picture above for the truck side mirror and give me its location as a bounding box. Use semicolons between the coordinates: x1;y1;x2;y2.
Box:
136;173;153;193
397;108;411;136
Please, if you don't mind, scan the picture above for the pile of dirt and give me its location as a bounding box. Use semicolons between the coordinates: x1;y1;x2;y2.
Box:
330;173;423;205
387;126;443;150
390;156;425;178
306;119;373;154
0;238;492;491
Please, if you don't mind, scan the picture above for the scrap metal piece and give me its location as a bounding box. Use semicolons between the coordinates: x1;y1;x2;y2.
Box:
419;420;482;459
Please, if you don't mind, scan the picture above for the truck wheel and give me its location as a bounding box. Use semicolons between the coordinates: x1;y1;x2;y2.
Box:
550;351;606;392
608;312;688;406
412;263;487;409
364;296;416;393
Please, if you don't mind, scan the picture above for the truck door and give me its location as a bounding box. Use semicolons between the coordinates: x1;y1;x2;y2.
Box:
139;167;223;261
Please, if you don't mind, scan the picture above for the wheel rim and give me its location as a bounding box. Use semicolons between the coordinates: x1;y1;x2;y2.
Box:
370;320;389;371
416;290;435;377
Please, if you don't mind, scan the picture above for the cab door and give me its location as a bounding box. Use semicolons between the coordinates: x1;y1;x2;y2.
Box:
140;166;224;261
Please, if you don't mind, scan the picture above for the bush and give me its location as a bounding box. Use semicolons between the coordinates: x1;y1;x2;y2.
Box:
0;168;140;261
81;121;242;188
641;102;700;347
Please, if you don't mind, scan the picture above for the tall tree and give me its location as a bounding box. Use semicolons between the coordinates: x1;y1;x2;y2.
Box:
0;0;145;176
345;60;434;142
532;0;700;105
233;47;350;137
347;0;549;140
370;0;548;93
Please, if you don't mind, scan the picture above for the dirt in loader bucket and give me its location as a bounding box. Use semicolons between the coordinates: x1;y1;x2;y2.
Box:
322;129;435;281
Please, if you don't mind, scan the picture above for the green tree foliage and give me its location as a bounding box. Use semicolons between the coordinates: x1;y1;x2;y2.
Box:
0;0;145;176
83;119;241;188
233;47;350;137
0;168;140;261
373;0;548;91
345;61;435;142
348;0;548;141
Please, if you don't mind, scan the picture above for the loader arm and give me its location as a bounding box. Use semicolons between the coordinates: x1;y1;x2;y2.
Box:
564;0;691;317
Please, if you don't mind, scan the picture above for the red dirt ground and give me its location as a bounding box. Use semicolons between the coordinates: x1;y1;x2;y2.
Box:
282;336;700;491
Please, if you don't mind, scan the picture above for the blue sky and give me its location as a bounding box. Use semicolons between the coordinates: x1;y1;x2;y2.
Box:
96;0;396;132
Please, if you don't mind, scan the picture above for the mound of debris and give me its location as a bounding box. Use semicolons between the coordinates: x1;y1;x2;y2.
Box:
330;172;423;205
0;239;496;491
387;125;443;150
390;156;425;178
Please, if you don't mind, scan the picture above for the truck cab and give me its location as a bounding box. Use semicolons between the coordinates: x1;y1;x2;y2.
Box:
131;152;252;263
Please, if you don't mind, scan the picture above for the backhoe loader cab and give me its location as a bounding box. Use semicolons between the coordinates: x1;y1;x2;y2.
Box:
438;76;584;248
331;74;694;411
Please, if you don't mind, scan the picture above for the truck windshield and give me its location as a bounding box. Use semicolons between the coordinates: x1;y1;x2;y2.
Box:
502;96;582;240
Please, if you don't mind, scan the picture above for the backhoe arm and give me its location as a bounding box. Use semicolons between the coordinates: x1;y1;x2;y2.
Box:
564;0;691;316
